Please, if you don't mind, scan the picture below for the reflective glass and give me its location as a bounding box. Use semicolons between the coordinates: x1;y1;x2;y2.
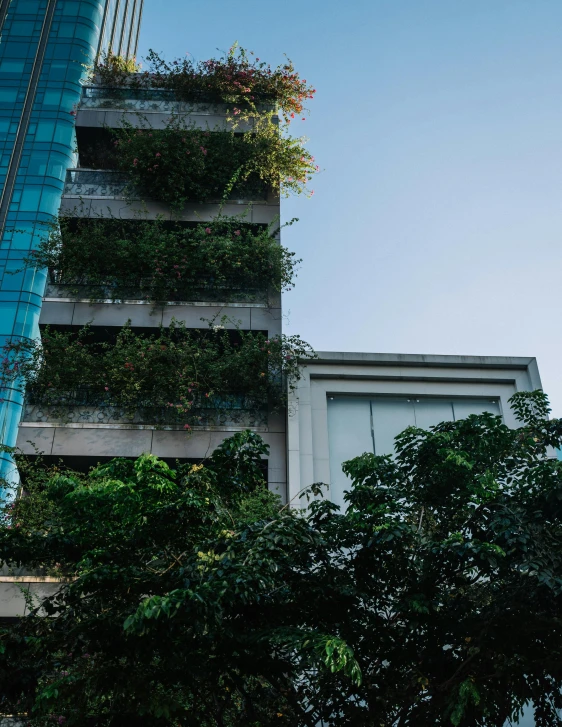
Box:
328;396;503;511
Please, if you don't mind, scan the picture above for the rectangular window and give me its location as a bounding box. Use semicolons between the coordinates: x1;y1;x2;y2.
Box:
327;395;502;511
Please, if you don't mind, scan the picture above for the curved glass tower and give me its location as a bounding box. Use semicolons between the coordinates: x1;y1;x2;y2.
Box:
0;0;143;479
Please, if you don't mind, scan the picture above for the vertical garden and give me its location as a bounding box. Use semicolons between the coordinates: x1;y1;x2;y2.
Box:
2;45;317;434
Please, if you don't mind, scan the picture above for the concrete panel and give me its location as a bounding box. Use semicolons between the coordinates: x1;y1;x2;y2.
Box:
250;306;282;334
71;302;163;327
76;109;106;127
77;108;256;133
267;410;286;434
39;300;75;325
151;429;229;459
60;196;280;226
263;432;287;483
16;426;55;455
0;577;64;618
50;427;153;457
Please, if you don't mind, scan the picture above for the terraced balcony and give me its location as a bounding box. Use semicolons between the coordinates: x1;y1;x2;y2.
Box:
23;390;269;430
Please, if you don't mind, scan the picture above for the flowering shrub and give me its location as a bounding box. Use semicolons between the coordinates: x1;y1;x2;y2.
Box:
146;45;316;124
1;322;314;425
90;51;141;86
91;46;316;124
25;215;299;304
113;116;316;206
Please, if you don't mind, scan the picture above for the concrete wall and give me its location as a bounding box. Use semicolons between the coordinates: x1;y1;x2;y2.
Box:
0;576;64;618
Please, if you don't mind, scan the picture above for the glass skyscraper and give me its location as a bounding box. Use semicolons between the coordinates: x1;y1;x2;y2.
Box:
0;0;143;478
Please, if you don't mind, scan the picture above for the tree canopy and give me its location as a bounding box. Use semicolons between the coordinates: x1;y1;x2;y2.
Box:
2;391;562;726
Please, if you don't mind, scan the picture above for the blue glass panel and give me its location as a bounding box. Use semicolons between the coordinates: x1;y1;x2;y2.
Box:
0;0;109;482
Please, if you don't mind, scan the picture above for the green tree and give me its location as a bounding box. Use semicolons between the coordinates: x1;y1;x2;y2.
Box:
2;391;562;726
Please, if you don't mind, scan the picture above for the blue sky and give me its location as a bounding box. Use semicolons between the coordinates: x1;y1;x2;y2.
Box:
137;0;562;416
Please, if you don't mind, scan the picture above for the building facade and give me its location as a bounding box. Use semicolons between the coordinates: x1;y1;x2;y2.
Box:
9;74;287;497
288;352;543;510
0;0;143;478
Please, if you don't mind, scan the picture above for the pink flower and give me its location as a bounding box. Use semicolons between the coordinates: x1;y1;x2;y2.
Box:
200;146;207;155
183;424;191;430
234;230;241;236
104;387;109;391
155;152;161;157
205;227;211;234
133;159;138;166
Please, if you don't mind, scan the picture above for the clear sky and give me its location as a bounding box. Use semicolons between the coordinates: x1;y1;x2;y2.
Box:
137;0;562;416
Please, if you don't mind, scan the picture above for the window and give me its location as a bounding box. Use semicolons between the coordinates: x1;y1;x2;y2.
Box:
327;396;501;511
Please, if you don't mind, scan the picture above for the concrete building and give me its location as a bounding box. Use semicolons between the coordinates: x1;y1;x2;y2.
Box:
13;92;287;496
0;0;144;478
288;352;542;510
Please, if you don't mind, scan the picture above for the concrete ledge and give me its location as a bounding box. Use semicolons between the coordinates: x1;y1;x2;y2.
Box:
0;576;66;618
60;197;280;225
313;351;538;370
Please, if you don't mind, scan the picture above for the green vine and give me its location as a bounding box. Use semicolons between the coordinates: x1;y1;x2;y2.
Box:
112;115;316;207
24;215;300;304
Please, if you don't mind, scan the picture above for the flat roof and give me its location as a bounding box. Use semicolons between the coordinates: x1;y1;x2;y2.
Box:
312;351;537;369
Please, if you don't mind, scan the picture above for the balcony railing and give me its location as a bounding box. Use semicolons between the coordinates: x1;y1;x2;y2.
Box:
64;169;129;197
63;169;269;202
80;86;277;116
23;390;268;428
44;271;269;304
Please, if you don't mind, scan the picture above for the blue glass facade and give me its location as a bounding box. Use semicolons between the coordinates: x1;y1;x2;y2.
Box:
0;0;143;479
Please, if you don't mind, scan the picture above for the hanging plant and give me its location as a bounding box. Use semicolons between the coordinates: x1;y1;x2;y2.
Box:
24;215;300;304
112;116;316;207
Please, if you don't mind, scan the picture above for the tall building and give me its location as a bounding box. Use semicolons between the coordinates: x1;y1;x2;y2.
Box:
2;46;288;497
0;0;143;478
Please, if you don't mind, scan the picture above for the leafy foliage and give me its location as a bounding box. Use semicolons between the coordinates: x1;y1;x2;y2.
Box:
0;432;359;726
113;115;316;207
24;215;299;304
2;392;562;725
91;45;316;123
90;51;141;86
0;321;314;425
